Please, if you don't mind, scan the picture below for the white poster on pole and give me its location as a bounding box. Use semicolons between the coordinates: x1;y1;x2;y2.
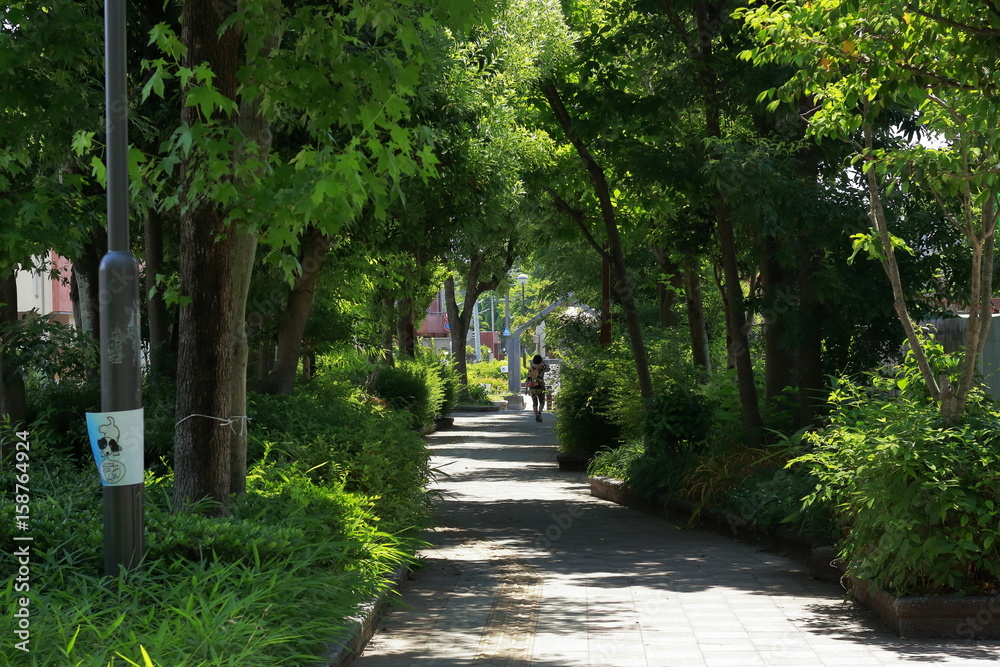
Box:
86;408;144;486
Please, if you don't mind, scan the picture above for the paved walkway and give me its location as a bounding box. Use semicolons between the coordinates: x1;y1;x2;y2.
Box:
355;411;1000;666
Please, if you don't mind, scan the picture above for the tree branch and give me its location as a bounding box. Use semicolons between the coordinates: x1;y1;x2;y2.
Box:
862;110;942;400
905;4;1000;36
659;0;698;54
542;186;611;261
980;0;1000;21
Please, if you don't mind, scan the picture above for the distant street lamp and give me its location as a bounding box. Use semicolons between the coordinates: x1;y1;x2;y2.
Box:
517;273;528;314
517;273;529;368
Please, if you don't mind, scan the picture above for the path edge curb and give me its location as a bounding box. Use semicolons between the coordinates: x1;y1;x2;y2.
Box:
315;565;409;666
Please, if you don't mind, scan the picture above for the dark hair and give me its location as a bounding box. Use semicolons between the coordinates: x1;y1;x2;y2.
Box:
532;355;544;365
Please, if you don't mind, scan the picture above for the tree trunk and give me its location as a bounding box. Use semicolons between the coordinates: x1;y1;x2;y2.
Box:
795;251;823;426
73;225;106;345
302;348;317;383
228;226;256;497
380;295;396;366
600;251;612;345
144;207;173;377
172;0;242;513
716;202;763;441
761;237;793;403
397;296;416;358
444;276;470;386
861;115;943;406
0;270;26;425
651;245;682;327
229;7;282;493
660;0;762;440
253;340;275;391
259;226;331;395
684;263;711;377
794;145;825;426
542;82;654;401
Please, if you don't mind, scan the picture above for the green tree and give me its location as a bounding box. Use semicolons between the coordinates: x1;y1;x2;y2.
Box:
742;0;1000;421
0;0;103;422
146;1;494;509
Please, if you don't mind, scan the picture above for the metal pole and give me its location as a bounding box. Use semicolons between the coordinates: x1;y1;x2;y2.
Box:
473;300;482;362
503;289;511;359
102;0;143;575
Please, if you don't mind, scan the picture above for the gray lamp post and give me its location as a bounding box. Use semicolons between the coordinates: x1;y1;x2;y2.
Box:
517;273;528;313
100;0;144;575
516;273;528;367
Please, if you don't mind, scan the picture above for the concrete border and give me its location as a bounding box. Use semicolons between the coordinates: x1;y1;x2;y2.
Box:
849;574;1000;639
316;566;409;666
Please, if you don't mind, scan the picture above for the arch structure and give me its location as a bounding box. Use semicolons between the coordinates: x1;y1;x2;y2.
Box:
506;297;580;395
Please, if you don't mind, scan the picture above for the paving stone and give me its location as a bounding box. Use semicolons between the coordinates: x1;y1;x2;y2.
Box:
354;412;1000;666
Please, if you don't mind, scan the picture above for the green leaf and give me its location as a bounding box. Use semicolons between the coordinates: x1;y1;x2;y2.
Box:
90;156;107;185
71;131;95;157
185;85;237;121
141;68;167;102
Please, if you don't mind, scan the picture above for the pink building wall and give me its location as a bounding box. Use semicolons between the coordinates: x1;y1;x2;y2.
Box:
49;252;74;318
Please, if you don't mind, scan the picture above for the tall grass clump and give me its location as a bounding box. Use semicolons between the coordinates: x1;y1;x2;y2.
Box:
0;343;434;665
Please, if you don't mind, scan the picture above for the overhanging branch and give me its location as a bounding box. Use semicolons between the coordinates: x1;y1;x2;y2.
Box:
542;186;611;262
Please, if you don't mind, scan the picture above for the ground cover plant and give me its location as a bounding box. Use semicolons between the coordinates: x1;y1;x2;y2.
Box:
464;360;508;402
791;372;1000;596
0;349;436;665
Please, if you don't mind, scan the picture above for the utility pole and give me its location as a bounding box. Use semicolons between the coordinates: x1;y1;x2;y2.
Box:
503;289;511;359
97;0;144;575
473;300;482;362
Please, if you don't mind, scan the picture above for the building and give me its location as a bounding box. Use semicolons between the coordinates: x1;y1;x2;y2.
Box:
416;289;503;360
14;252;75;325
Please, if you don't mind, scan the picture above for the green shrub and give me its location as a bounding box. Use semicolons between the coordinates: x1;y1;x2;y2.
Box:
643;385;712;454
369;359;444;430
142;374;178;465
555;361;622;456
587;440;643;479
793;376;1000;595
23;374;177;468
624;446;694;500
247;386;431;529
721;467;838;541
3;314;98;384
465;359;508;398
429;359;460;416
458;382;492;405
24;377;99;462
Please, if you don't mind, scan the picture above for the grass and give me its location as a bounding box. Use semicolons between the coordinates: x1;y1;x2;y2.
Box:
1;349;436;666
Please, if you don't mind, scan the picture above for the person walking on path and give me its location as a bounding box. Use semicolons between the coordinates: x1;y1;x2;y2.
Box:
526;354;549;422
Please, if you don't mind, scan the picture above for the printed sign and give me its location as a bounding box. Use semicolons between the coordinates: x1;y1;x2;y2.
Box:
86;409;144;486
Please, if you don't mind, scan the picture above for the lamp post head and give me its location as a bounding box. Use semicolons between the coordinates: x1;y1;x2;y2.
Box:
517;273;529;286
